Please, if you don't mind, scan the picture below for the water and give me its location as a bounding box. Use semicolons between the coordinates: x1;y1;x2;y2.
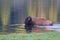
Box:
36;24;60;31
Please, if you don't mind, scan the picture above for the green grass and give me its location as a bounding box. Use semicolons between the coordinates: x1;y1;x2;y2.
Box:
0;32;60;40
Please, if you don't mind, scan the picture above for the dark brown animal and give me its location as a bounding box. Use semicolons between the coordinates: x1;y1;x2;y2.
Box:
32;17;53;26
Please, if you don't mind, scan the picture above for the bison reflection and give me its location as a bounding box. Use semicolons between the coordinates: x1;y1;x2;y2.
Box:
25;16;53;33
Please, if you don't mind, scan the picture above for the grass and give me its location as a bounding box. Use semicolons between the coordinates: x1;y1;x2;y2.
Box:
0;32;60;40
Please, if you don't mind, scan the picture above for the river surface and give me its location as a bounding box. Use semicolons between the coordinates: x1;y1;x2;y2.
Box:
36;24;60;31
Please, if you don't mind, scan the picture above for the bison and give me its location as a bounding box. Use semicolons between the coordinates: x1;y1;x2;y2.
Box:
25;16;53;33
32;17;53;26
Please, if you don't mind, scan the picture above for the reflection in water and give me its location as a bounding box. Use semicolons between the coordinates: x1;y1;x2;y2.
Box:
36;24;60;32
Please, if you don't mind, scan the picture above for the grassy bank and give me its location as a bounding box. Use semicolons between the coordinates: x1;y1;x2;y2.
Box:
0;32;60;40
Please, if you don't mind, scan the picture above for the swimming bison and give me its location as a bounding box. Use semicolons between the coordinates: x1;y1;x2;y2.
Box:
25;16;53;33
32;17;53;26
